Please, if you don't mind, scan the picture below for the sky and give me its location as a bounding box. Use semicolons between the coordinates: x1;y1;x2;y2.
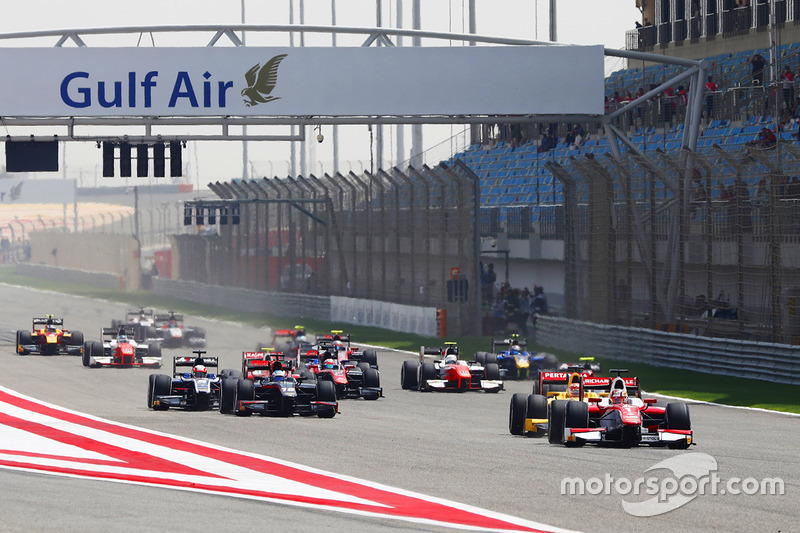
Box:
0;0;641;189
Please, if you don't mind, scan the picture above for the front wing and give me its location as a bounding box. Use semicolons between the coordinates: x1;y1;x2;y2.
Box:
86;355;162;368
423;379;503;392
18;342;82;356
564;427;693;446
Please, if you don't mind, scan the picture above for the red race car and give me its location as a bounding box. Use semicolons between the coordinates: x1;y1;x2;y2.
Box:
401;343;503;393
16;316;84;356
549;373;693;449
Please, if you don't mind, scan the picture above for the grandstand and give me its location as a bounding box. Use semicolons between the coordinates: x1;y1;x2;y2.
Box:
453;35;800;344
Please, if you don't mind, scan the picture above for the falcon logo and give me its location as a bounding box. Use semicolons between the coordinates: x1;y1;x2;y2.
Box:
241;54;288;107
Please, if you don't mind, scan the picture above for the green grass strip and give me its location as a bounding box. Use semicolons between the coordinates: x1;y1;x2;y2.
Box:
2;265;798;414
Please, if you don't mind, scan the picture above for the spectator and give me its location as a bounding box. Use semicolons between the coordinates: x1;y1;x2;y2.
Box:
704;75;718;121
750;127;777;149
481;262;497;305
519;288;532;336
532;285;549;315
749;53;766;86
493;293;508;333
783;66;796;110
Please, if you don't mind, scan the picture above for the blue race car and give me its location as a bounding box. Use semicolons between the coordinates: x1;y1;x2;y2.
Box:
475;335;559;380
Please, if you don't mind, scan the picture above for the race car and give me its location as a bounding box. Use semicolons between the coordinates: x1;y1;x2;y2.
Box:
82;325;162;368
401;343;503;393
308;330;379;368
111;307;159;342
221;370;338;418
314;357;382;400
148;352;222;410
549;375;693;449
475;335;559;379
16;316;84;356
153;311;206;349
509;369;631;437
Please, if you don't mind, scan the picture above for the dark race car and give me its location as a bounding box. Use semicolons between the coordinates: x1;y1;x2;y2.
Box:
401;343;503;393
240;350;295;381
82;326;162;368
148;352;221;411
16;316;84;356
153;311;207;349
474;335;559;380
548;373;693;449
221;370;338;418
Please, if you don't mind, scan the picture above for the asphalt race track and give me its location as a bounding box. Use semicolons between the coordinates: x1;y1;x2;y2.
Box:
0;284;796;533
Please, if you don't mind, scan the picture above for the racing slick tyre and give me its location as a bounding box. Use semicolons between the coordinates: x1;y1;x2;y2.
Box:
474;351;489;366
526;394;549;437
357;362;371;373
69;331;84;346
531;379;539;395
363;367;381;396
148;342;162;360
542;383;567;395
219;378;237;414
548;400;569;445
16;330;32;354
219;369;242;379
484;353;498;366
484;362;501;381
233;379;255;417
149;374;172;410
82;341;92;367
509;393;528;435
564;401;589;447
401;360;418;390
298;369;316;382
145;326;158;340
316;380;338;418
362;349;378;368
665;402;692;449
418;362;437;391
542;353;559;370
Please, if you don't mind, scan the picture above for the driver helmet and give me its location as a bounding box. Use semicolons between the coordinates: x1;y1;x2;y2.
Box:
568;382;581;398
610;388;628;404
322;360;337;370
444;354;458;365
46;325;56;333
272;370;286;382
333;340;345;351
192;364;208;378
510;344;521;355
118;334;127;341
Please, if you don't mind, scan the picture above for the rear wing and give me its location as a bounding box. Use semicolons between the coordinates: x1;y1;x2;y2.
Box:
155;313;184;323
491;335;527;352
316;331;351;343
101;325;137;338
33;316;64;327
419;344;458;362
173;351;219;376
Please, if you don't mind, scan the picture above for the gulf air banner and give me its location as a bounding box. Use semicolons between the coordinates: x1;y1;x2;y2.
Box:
0;46;604;117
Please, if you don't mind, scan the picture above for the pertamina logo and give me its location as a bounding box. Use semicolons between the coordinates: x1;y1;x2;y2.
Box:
241;54;287;107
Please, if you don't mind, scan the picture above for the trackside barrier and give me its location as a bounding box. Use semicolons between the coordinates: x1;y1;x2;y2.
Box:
150;278;331;321
536;315;800;386
330;296;437;337
16;263;124;290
